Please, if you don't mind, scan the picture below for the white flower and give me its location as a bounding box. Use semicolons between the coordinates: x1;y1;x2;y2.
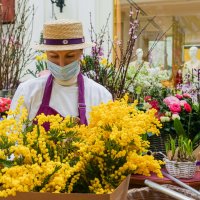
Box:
160;116;170;122
143;102;152;110
165;111;171;117
160;116;165;122
172;114;180;121
165;116;170;122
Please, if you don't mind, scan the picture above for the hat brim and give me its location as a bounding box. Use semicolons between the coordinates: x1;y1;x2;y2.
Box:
33;42;95;51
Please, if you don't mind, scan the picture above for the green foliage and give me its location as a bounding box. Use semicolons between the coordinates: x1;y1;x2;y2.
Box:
81;55;116;94
173;118;186;137
26;52;47;77
0;158;13;168
165;135;195;162
34;165;62;192
192;132;200;148
165;118;198;161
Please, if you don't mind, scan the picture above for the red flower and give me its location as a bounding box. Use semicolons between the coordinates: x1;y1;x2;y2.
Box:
156;112;164;120
169;103;181;114
175;94;183;99
184;103;192;113
144;96;152;102
149;100;159;111
0;97;11;113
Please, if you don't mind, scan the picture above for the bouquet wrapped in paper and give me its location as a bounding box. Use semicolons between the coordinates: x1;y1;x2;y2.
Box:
0;96;163;199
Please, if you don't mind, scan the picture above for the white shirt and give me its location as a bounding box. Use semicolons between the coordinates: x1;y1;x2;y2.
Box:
10;75;113;121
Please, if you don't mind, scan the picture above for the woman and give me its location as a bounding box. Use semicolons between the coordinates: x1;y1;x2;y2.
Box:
10;19;112;125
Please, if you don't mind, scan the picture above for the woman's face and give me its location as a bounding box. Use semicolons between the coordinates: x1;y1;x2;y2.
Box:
46;49;83;66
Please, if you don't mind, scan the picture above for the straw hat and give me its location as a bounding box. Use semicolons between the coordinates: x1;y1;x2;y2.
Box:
34;19;94;51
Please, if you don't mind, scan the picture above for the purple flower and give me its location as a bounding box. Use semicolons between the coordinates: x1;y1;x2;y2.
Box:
92;46;104;57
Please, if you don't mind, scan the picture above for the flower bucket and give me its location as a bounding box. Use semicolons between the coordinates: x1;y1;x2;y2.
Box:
0;89;16;98
1;175;130;200
148;135;167;160
164;158;196;179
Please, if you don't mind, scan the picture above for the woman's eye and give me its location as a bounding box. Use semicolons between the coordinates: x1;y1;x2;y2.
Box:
66;55;74;58
50;55;58;58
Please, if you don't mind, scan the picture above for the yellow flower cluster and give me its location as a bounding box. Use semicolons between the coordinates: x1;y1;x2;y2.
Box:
35;53;47;61
100;58;111;68
0;95;163;197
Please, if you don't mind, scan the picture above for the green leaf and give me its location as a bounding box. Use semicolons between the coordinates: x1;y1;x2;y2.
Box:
0;158;14;167
192;132;200;147
136;86;142;94
34;165;61;192
26;69;37;77
173;118;186;137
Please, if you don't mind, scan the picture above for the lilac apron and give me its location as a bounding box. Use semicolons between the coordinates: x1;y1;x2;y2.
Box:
35;73;88;130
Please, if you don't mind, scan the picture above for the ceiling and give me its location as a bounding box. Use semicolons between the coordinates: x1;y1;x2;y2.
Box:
120;0;200;16
120;0;200;34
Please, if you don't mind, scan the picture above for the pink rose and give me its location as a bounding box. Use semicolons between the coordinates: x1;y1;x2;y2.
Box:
175;94;183;99
184;103;192;112
183;93;191;98
163;96;180;106
169;103;181;114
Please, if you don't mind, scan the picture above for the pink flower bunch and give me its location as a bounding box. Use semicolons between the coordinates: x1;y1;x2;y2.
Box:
163;95;192;114
0;97;11;113
144;93;193;124
144;92;199;136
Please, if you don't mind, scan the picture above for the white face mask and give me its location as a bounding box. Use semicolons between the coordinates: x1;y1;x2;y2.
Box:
47;60;80;81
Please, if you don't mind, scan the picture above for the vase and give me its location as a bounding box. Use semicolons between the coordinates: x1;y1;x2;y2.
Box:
0;89;16;98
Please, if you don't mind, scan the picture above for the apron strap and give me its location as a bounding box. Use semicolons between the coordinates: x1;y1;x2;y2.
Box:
41;74;54;106
41;73;88;125
78;73;88;125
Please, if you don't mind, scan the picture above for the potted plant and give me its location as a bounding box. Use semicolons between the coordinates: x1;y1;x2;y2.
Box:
143;92;200;155
164;119;197;179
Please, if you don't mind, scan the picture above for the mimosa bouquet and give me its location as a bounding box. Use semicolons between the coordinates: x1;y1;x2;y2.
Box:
0;96;162;198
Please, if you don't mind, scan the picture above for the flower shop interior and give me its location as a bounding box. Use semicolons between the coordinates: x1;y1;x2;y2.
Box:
0;0;200;199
